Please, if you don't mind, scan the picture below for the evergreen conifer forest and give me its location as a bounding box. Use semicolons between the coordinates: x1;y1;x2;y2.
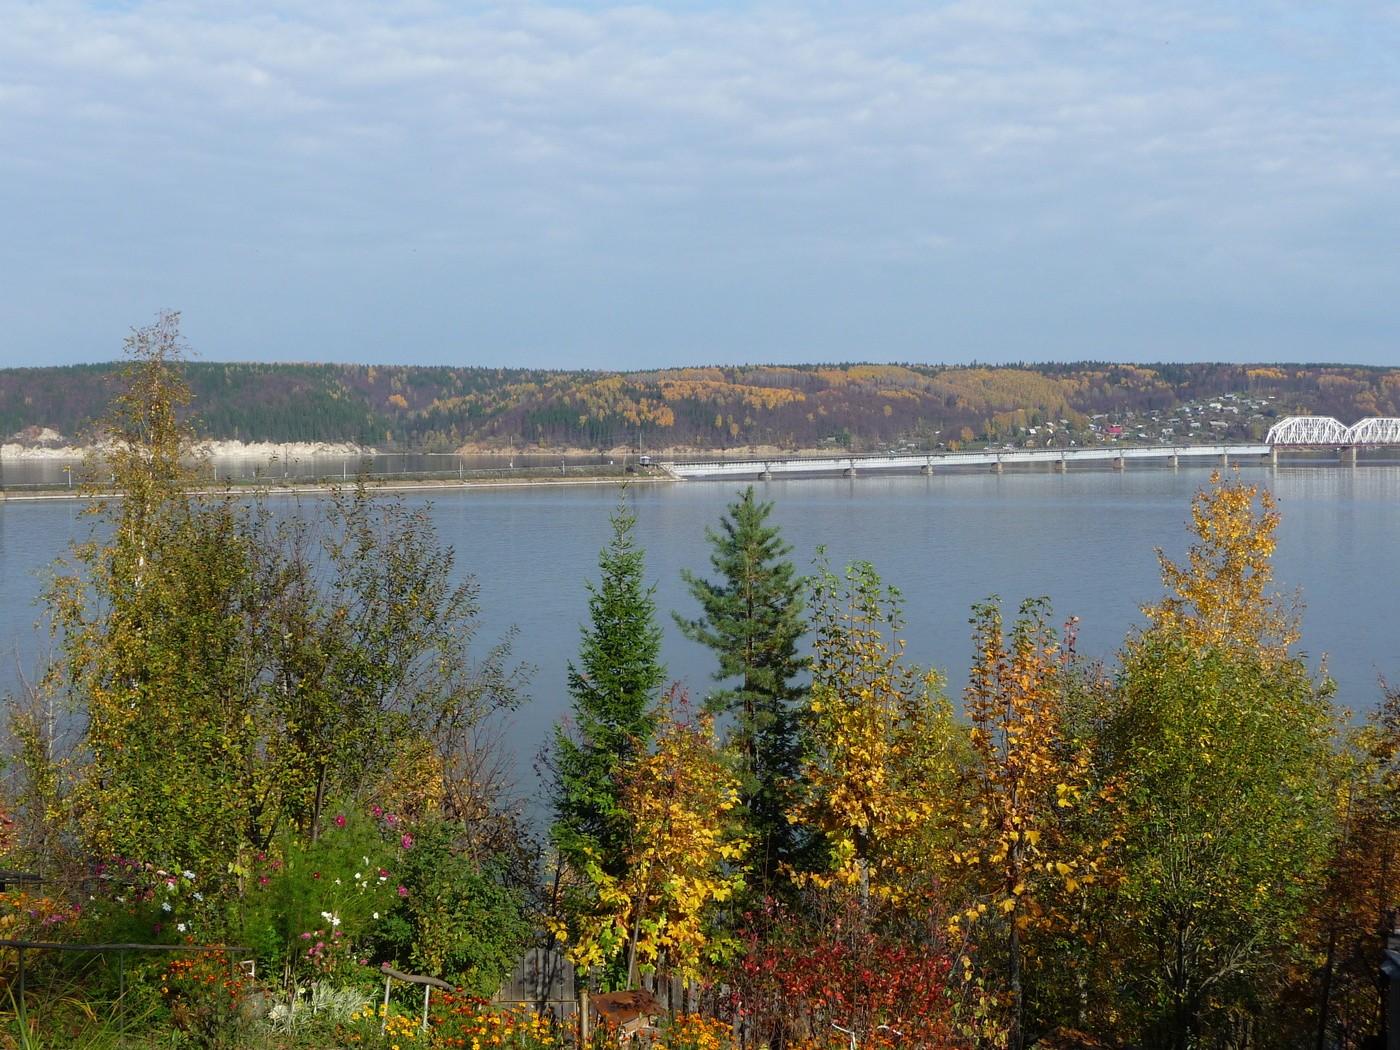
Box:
3;316;1397;1050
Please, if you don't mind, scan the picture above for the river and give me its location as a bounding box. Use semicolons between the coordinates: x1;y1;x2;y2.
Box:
1;461;1396;789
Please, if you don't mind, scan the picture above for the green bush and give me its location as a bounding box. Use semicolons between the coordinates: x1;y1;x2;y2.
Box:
373;818;532;995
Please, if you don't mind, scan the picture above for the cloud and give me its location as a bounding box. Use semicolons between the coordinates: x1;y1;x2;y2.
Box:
1;0;1397;366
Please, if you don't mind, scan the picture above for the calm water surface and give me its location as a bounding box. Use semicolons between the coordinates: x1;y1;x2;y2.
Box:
1;463;1396;784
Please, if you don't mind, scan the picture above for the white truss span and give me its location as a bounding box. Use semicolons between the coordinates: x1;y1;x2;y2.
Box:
1346;417;1400;445
1266;416;1400;445
1265;417;1351;444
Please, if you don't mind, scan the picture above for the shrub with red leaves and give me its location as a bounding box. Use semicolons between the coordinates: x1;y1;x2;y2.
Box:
722;894;962;1050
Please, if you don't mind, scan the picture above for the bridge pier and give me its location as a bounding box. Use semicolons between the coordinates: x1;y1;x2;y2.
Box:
1054;458;1067;473
1218;453;1229;467
843;467;857;478
1113;457;1125;471
990;460;1003;474
1341;445;1357;467
758;470;773;481
920;463;933;475
1167;454;1179;469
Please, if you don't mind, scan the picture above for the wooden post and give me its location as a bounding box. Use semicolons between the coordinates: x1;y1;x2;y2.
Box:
381;976;392;1035
17;946;26;1039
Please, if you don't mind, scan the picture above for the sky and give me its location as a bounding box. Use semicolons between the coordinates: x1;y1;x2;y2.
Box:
1;0;1398;370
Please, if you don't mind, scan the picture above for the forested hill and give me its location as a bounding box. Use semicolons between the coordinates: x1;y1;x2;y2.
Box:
5;361;1399;453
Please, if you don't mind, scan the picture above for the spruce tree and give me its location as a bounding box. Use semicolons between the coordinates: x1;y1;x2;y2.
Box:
676;486;811;884
551;497;667;881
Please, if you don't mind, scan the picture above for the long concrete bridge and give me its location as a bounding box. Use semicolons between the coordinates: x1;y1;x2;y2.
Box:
663;415;1400;481
663;443;1275;480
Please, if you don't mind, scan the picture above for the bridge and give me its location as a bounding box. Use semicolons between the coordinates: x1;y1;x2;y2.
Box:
1265;416;1400;445
664;416;1400;481
664;443;1274;480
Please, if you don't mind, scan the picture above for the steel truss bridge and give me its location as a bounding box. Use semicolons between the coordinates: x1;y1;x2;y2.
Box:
664;417;1400;481
1265;416;1400;445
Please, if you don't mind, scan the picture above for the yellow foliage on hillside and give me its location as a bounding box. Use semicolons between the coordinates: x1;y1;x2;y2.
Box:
656;379;806;410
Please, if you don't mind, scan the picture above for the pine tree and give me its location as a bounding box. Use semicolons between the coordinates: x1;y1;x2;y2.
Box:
675;486;811;884
552;497;667;882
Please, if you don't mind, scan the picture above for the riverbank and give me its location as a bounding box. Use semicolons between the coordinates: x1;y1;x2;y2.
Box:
4;435;839;460
0;437;374;460
455;442;843;458
0;464;677;502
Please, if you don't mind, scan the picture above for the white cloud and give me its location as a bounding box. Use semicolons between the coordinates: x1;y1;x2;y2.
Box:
0;0;1397;365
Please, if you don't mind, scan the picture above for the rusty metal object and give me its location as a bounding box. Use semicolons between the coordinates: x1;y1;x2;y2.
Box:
589;990;664;1042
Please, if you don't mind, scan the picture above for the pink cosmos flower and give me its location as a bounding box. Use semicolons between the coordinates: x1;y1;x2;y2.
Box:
334;815;347;827
400;835;413;850
397;885;408;897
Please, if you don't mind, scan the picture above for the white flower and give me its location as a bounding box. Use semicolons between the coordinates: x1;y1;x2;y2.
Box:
321;911;333;921
161;902;172;912
177;923;187;933
331;916;341;927
116;897;126;904
182;870;195;880
373;912;380;920
354;873;362;879
193;892;203;902
363;856;370;867
334;878;342;885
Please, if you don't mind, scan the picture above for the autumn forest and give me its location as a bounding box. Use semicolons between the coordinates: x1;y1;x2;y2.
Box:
4;359;1400;453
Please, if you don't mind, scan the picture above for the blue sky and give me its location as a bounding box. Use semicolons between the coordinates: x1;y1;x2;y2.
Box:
2;0;1397;369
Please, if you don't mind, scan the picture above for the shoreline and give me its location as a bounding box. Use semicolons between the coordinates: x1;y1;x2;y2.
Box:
0;471;678;503
1;440;850;461
0;439;375;461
